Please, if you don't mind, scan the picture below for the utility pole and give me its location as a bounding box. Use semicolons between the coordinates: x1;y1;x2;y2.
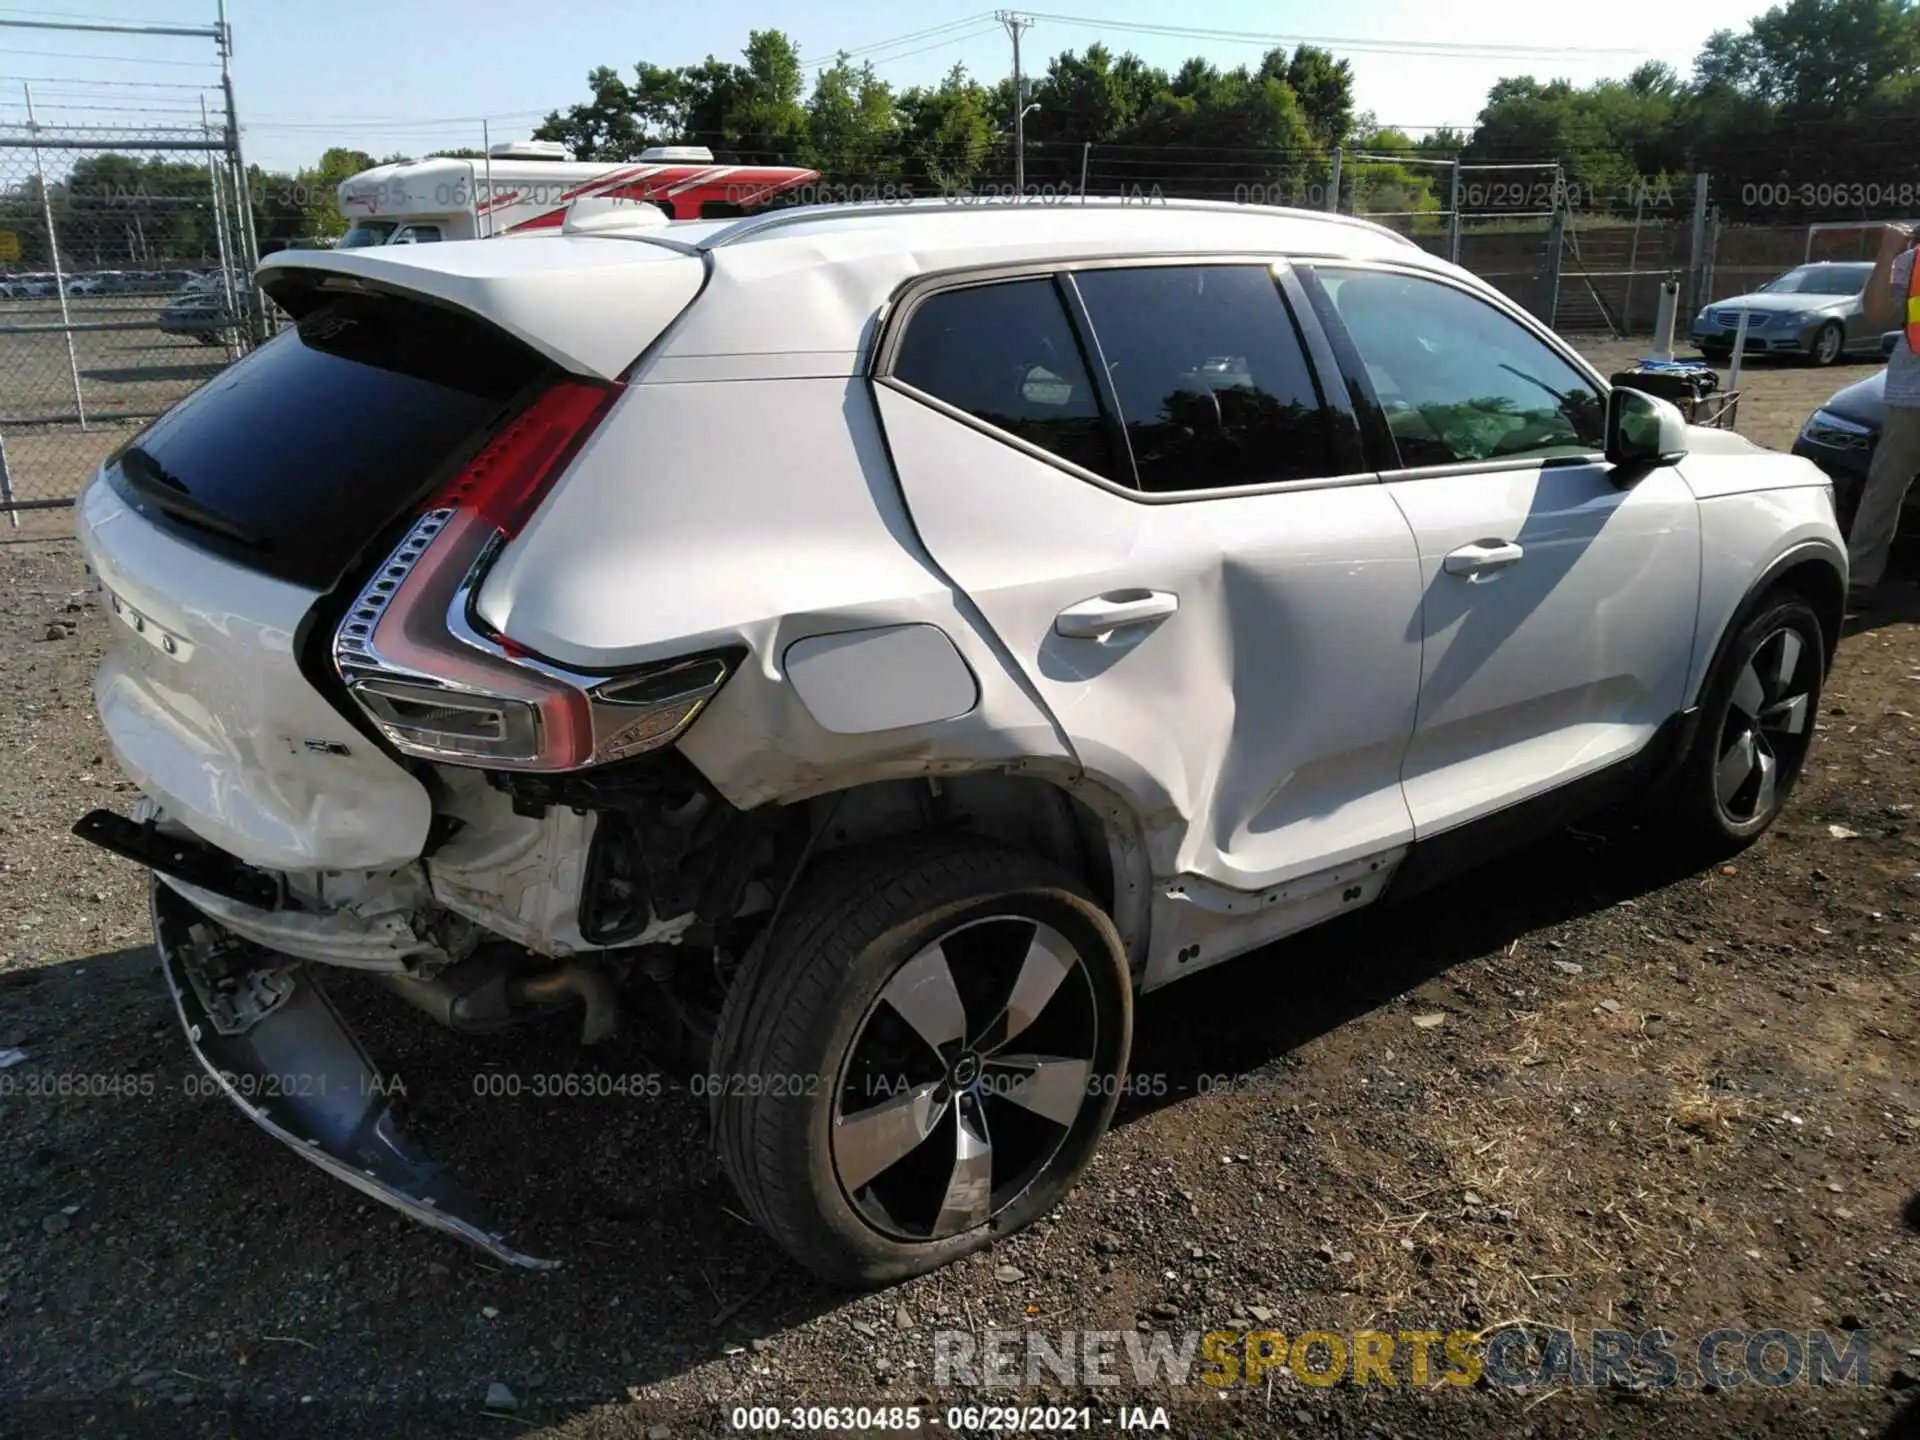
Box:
997;11;1033;195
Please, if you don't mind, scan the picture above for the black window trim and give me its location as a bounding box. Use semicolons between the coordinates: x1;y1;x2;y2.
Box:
1055;271;1141;490
1270;263;1369;477
871;250;1383;506
1298;258;1613;483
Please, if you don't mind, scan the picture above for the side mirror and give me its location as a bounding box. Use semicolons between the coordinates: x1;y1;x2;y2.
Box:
1605;387;1689;470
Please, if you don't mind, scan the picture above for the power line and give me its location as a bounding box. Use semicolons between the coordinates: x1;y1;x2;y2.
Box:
0;44;215;67
826;23;1003;74
0;74;220;89
0;6;195;21
244;109;551;132
0;100;213;114
804;14;996;69
1025;12;1661;61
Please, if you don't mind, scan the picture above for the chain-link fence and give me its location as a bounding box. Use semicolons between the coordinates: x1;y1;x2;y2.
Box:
1328;157;1710;338
1703;214;1918;305
0;13;259;534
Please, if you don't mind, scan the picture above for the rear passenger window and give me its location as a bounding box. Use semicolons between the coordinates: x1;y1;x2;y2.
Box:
891;278;1118;481
1072;265;1335;493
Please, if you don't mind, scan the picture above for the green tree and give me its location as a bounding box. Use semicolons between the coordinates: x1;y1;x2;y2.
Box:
64;155;222;261
896;64;996;191
534;65;648;159
1282;45;1355;148
806;56;895;181
293;147;377;239
1029;44;1164;148
1127;62;1325;201
1741;0;1920;110
1345;123;1440;220
535;32;809;162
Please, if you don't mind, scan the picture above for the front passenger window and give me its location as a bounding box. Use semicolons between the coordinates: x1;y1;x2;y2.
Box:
1313;269;1605;468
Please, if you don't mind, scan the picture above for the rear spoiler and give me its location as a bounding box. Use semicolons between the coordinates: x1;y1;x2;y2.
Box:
257;242;706;381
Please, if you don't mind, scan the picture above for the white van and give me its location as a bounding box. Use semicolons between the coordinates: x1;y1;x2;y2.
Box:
335;140;820;246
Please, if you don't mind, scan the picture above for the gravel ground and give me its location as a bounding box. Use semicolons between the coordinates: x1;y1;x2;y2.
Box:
1;344;1917;1439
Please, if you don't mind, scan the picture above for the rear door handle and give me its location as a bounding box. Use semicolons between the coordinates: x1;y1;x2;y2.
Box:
1054;589;1179;639
1443;540;1525;576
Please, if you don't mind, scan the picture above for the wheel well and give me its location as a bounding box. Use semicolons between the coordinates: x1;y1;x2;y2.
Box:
802;773;1121;915
1767;557;1845;667
1689;556;1844;723
774;771;1153;973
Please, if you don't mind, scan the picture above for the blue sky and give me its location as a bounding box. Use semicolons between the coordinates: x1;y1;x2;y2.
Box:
0;0;1777;173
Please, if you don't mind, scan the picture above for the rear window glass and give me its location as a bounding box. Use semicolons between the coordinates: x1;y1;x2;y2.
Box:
106;292;546;589
891;278;1120;482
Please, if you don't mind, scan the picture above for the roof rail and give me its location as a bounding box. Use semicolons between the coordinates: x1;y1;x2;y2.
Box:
700;195;1420;250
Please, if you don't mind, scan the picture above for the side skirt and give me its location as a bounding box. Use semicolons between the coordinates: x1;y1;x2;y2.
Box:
1140;847;1406;990
1138;711;1690;989
1383;710;1691;906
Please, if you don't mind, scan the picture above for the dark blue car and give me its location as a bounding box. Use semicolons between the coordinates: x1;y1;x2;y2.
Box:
1791;330;1911;530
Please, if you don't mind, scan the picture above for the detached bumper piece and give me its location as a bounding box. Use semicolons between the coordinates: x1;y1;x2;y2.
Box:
152;881;557;1270
75;807;281;909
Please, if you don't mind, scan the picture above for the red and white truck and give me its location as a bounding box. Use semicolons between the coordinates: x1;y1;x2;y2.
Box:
335;140;819;246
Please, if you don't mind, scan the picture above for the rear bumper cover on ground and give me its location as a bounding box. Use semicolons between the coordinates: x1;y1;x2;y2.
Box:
153;880;556;1270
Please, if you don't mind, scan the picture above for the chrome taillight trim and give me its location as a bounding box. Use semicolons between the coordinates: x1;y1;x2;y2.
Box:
443;539;729;763
334;509;453;676
332;519;732;770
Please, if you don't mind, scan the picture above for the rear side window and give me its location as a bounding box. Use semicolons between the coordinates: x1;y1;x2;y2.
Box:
106;291;546;589
891;278;1119;481
1072;265;1336;494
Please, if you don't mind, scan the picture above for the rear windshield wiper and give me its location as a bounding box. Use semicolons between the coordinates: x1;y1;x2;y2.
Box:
115;445;274;553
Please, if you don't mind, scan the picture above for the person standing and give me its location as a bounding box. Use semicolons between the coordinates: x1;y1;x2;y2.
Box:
1847;222;1920;610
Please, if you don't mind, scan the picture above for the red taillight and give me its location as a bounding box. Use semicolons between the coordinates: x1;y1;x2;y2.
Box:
335;375;733;771
429;380;621;538
333;376;719;772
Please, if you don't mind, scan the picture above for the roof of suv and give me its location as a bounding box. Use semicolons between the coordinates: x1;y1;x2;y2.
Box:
691;196;1416;253
648;199;1439;375
259;199;1447;381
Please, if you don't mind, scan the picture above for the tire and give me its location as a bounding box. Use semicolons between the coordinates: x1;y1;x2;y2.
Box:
1666;591;1825;855
710;836;1131;1288
1811;320;1845;367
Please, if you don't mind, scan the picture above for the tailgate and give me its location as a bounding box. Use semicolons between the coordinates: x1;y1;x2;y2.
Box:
78;478;431;872
74;242;708;873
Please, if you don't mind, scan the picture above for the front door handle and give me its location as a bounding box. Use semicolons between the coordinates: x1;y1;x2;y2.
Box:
1443;540;1525;576
1054;588;1179;640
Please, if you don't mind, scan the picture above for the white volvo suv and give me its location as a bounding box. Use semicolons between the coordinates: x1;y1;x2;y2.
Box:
73;199;1844;1287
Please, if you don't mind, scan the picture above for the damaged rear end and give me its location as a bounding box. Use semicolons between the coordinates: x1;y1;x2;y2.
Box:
74;237;730;1265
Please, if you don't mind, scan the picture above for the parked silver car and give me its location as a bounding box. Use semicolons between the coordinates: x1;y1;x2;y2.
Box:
1690;261;1878;366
